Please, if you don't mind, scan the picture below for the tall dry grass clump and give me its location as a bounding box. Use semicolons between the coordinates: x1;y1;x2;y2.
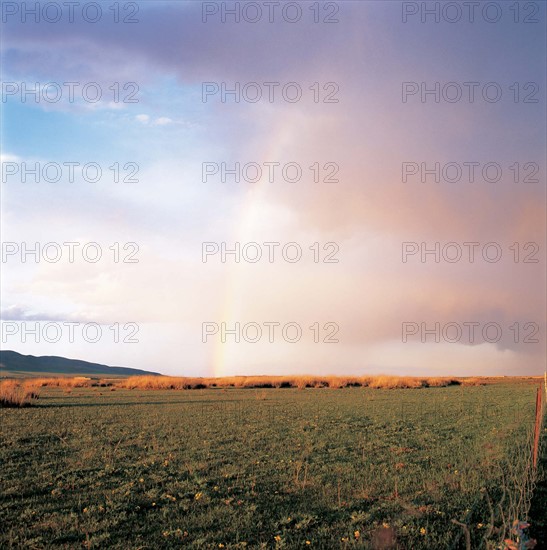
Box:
369;376;460;389
33;376;93;388
460;377;488;386
368;376;424;389
0;380;40;408
116;376;208;390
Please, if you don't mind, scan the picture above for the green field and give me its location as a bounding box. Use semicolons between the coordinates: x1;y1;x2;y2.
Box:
0;382;543;549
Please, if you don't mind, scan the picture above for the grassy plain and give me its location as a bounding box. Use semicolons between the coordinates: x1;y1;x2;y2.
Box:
0;380;544;549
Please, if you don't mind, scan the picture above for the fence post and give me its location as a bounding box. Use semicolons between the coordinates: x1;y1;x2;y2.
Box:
532;385;543;469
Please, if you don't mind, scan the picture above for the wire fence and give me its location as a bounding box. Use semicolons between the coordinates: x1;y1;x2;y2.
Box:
449;380;546;550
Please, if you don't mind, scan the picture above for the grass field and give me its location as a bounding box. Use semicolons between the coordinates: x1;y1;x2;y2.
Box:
0;380;544;549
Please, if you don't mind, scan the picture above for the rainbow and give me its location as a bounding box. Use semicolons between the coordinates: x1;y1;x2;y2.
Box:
211;113;298;377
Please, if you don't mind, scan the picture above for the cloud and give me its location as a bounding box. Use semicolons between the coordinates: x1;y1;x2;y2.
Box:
135;114;174;126
1;3;545;375
1;153;21;163
153;116;173;126
135;114;150;124
0;304;92;323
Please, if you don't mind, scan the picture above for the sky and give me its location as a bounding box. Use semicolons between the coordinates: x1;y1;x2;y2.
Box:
1;0;546;377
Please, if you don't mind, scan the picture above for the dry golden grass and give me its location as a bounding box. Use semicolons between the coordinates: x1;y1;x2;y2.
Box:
0;380;40;407
460;377;488;386
15;374;540;393
368;376;421;389
32;376;93;388
117;376;206;390
112;374;462;390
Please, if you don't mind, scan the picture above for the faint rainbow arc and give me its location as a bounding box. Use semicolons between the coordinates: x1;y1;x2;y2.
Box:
211;115;297;377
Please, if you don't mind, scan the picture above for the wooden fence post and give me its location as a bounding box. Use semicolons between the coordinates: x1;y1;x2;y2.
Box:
532;385;543;469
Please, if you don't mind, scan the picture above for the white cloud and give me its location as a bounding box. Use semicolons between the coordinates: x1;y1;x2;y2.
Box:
0;153;21;163
154;116;173;126
135;114;150;124
135;115;175;127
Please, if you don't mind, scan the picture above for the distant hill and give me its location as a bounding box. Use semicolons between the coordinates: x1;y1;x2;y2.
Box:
0;350;162;377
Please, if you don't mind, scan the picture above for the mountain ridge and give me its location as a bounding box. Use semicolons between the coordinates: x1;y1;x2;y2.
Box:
0;350;162;377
